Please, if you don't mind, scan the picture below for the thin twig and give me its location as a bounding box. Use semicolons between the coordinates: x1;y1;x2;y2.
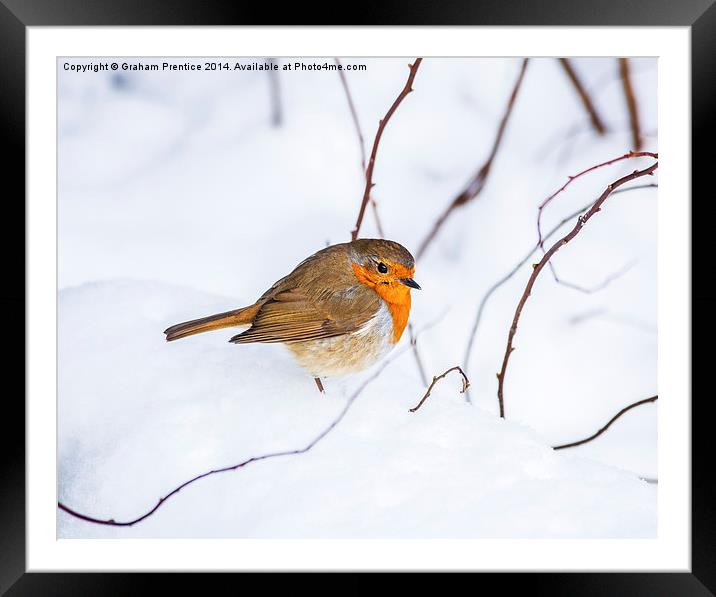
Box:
567;309;657;334
536;122;657;165
407;308;453;386
558;58;607;135
416;58;528;260
569;309;657;334
537;152;656;291
547;259;636;294
619;58;643;151
589;58;656;99
409;366;470;413
351;58;423;241
496;156;658;418
335;58;388;240
463;183;657;381
408;323;429;387
538;59;656;162
536;151;658;253
371;198;386;238
335;58;366;172
552;396;657;450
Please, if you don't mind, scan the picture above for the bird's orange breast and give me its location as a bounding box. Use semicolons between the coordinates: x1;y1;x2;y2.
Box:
351;262;412;343
383;295;411;343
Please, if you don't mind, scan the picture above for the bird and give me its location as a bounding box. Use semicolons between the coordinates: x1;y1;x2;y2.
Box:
163;239;420;391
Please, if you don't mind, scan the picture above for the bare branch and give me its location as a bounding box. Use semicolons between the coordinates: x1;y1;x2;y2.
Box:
558;58;607;135
568;309;657;334
335;58;366;172
589;58;656;99
496;155;658;418
416;58;528;260
619;58;643;151
536;151;658;253
335;59;387;240
552;395;657;450
351;58;423;241
463;183;657;382
546;259;636;294
408;323;429;387
371;198;386;238
536;152;656;292
409;366;470;413
609;182;658;196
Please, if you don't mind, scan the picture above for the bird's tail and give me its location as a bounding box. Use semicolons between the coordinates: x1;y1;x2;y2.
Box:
164;304;260;342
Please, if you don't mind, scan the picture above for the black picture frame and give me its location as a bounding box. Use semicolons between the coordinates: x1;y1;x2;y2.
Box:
3;0;711;593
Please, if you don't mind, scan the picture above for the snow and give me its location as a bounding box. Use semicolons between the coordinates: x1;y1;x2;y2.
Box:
58;57;657;538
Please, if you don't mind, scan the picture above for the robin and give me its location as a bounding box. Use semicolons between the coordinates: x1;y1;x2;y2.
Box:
163;239;420;390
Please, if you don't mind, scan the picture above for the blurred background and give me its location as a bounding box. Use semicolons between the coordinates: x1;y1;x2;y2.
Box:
58;57;658;538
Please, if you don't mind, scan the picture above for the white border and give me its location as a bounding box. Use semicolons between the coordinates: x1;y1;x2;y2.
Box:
28;26;690;571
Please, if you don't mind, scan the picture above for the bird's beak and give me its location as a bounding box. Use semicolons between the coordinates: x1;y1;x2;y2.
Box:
400;278;421;290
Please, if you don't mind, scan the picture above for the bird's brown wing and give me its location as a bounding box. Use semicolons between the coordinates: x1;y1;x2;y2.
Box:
230;288;380;344
229;286;380;345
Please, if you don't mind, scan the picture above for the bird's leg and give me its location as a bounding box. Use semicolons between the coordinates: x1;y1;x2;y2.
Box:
314;377;325;394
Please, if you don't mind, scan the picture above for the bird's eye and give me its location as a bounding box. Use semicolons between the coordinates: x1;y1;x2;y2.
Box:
377;262;388;274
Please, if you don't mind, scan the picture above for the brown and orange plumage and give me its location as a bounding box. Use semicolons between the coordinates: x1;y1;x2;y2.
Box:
163;239;420;380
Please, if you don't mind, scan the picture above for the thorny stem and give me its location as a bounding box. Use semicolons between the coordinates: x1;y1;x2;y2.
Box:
496;156;658;418
462;183;657;390
538;152;656;289
536;151;658;254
